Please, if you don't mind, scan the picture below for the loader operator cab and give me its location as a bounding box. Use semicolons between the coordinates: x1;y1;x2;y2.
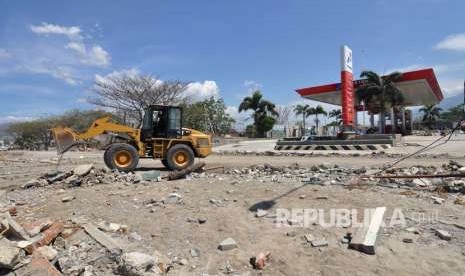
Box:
141;105;182;140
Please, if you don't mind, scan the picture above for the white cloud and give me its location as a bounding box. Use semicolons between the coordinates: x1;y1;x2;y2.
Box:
385;64;424;74
95;68;140;83
31;22;110;68
184;80;219;101
0;48;11;59
0;116;37;124
67;42;110;66
243;80;262;93
435;33;465;51
31;23;82;40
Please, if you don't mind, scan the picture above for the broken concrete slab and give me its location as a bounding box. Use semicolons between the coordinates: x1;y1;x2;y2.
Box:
138;170;161;181
35;246;58;261
435;229;452;241
349;207;386;255
218;238;237;251
0;238;22;269
22;179;48;189
73;164;94;177
0;212;31;241
310;239;328;247
304;234;315;243
190;248;200;258
16;255;62;276
255;209;268;218
22;219;53;237
118;252;155;276
83;223;123;255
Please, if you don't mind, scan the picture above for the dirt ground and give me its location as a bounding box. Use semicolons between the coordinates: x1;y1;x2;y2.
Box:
1;150;465;276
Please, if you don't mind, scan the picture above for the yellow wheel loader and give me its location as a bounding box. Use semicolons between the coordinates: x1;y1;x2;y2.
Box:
52;105;212;172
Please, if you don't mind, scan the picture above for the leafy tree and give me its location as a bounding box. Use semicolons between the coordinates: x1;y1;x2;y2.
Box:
356;71;404;133
239;91;278;137
182;96;235;135
7;119;53;150
307;105;327;134
440;104;464;128
7;109;114;150
293;104;310;135
419;104;442;130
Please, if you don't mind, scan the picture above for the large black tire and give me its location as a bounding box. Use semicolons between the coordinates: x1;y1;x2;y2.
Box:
106;143;139;172
165;144;195;171
103;145;113;169
161;159;169;169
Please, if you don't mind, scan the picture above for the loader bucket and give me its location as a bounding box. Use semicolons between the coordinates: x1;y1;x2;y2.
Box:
52;127;79;154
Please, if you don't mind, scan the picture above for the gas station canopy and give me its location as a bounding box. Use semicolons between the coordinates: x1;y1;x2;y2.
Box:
296;68;443;107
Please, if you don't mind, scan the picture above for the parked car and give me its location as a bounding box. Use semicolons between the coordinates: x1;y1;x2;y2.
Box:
0;145;8;151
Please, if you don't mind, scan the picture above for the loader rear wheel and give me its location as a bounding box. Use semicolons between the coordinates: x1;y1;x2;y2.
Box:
165;144;194;171
106;143;139;172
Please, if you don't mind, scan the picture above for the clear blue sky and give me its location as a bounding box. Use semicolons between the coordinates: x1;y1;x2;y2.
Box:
1;0;464;123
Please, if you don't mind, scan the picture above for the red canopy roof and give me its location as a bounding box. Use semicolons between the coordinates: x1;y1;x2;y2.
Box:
296;68;443;107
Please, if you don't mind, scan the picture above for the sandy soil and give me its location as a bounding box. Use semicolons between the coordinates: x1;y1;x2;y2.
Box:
1;150;465;276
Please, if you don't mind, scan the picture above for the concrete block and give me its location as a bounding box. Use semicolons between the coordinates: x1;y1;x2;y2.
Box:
349;207;386;255
0;238;22;269
218;238;237;251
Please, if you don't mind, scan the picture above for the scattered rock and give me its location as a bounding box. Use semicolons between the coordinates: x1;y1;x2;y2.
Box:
255;209;268;218
402;238;414;243
97;221;122;233
61;195;75;203
218;238;237;251
250;252;271;270
431;196;445;205
190;248;200;258
163;193;182;204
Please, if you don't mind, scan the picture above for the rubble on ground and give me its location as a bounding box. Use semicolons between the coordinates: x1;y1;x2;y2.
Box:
0;209;175;276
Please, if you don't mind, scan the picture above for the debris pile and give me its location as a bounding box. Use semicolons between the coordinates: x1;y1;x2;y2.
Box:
0;211;174;275
21;164;158;190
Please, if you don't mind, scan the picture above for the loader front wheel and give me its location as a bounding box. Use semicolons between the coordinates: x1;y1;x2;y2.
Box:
106;143;139;172
161;159;169;169
165;144;194;171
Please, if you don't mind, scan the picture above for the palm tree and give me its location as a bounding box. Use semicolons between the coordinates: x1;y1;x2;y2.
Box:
308;105;327;135
419;104;442;130
356;70;404;134
293;104;310;135
239;90;278;137
328;109;342;126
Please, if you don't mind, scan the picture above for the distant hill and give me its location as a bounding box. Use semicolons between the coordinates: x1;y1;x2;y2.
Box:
0;122;10;139
439;93;464;110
